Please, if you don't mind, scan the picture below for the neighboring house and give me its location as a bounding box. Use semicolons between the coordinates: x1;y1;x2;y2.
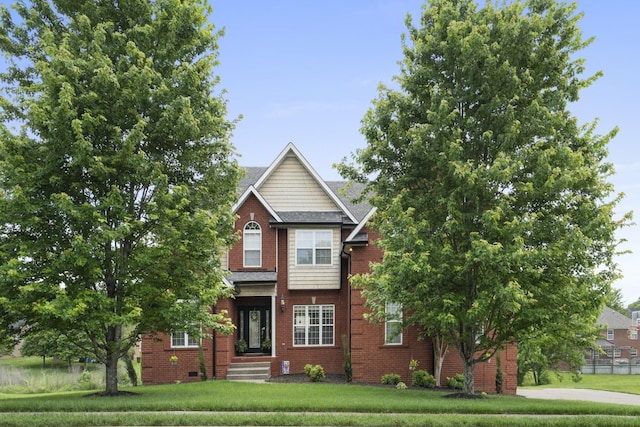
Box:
141;143;517;394
587;306;638;365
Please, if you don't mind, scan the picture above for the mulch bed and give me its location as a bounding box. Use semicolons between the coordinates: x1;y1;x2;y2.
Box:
267;373;488;399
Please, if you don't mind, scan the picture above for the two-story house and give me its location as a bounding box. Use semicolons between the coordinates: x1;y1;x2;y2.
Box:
141;143;517;394
587;306;638;365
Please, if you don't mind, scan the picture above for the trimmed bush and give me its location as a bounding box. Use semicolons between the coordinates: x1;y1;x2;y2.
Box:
381;373;401;385
396;381;408;390
411;369;436;388
447;373;464;390
304;364;325;382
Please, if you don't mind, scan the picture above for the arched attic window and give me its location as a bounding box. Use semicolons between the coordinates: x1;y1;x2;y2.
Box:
244;221;261;267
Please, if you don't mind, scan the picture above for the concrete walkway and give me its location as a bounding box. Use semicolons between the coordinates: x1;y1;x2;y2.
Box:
518;388;640;406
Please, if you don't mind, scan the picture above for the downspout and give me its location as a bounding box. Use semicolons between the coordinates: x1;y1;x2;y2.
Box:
341;242;352;366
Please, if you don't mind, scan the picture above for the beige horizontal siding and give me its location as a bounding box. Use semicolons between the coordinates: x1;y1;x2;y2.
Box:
260;155;338;211
288;228;341;290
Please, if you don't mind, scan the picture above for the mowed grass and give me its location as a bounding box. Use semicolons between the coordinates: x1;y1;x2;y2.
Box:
520;373;640;395
1;357;640;426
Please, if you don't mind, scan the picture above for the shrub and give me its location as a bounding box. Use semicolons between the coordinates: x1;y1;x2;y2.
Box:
538;369;552;385
381;373;401;385
304;364;325;382
411;369;436;388
447;373;464;390
396;381;407;390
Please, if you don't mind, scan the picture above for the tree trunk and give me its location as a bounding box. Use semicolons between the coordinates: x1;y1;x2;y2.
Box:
104;324;122;395
463;359;475;395
433;335;448;388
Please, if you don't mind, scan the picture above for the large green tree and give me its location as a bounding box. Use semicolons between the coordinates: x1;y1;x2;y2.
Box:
339;0;628;394
0;0;238;395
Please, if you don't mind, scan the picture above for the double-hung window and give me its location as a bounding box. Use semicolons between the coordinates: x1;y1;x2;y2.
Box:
293;305;334;346
244;222;261;267
171;331;198;348
385;302;402;345
296;230;332;265
607;329;614;340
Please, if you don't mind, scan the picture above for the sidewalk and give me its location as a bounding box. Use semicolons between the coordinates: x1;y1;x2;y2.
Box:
518;388;640;406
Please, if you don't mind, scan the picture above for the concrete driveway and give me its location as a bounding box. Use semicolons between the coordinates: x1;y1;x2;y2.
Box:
518;388;640;406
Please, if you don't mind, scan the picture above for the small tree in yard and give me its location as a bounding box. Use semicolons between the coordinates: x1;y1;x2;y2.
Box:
0;0;239;395
339;0;629;395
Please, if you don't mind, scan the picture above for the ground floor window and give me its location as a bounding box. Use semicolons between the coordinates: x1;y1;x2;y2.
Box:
171;331;198;348
293;305;334;346
385;302;402;345
605;348;621;358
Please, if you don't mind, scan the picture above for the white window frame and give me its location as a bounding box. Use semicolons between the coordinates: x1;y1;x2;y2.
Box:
631;328;638;340
293;304;334;346
605;348;621;358
631;349;638;357
243;221;261;267
385;302;403;345
607;329;614;340
295;230;332;266
171;331;198;348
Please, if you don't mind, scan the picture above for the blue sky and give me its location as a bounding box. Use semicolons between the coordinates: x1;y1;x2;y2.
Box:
212;1;639;305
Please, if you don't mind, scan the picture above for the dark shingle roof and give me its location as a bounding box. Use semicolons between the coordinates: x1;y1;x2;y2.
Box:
598;306;631;330
227;271;277;284
326;181;372;223
274;211;345;225
239;167;268;193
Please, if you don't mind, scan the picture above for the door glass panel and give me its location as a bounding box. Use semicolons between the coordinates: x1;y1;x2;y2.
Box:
249;310;261;348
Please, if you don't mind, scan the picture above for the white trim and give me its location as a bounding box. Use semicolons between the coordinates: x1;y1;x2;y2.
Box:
253;143;358;223
243;221;262;267
345;207;376;242
233;186;282;222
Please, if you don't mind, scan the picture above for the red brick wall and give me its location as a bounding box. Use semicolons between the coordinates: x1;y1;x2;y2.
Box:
229;194;277;271
348;226;518;394
141;333;212;385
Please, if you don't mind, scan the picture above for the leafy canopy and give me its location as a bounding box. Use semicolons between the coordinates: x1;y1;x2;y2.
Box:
339;0;629;394
0;0;239;393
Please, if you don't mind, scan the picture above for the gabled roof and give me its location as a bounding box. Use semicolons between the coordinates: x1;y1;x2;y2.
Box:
238;143;373;225
233;185;282;222
598;306;631;330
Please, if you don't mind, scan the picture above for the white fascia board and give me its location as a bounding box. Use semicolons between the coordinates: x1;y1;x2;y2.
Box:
233;185;282;223
345;207;376;242
255;143;358;223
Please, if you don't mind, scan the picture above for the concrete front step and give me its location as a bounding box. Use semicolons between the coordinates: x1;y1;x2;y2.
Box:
227;361;271;382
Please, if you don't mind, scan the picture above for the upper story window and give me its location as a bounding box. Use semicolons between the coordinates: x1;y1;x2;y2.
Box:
385;302;403;345
607;329;614;340
171;331;198;348
244;221;261;267
296;230;332;265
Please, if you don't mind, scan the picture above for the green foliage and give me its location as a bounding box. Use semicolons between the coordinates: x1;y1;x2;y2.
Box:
447;374;464;390
21;329;92;367
235;339;248;353
0;0;239;395
304;364;325;382
342;334;352;382
411;370;436;388
495;352;504;394
381;373;402;385
395;381;407;390
198;344;207;381
338;0;628;395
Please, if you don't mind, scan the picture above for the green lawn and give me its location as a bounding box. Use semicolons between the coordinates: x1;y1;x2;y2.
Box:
1;357;640;426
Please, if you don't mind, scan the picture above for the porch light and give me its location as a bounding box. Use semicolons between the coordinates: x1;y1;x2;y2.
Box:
280;295;286;312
